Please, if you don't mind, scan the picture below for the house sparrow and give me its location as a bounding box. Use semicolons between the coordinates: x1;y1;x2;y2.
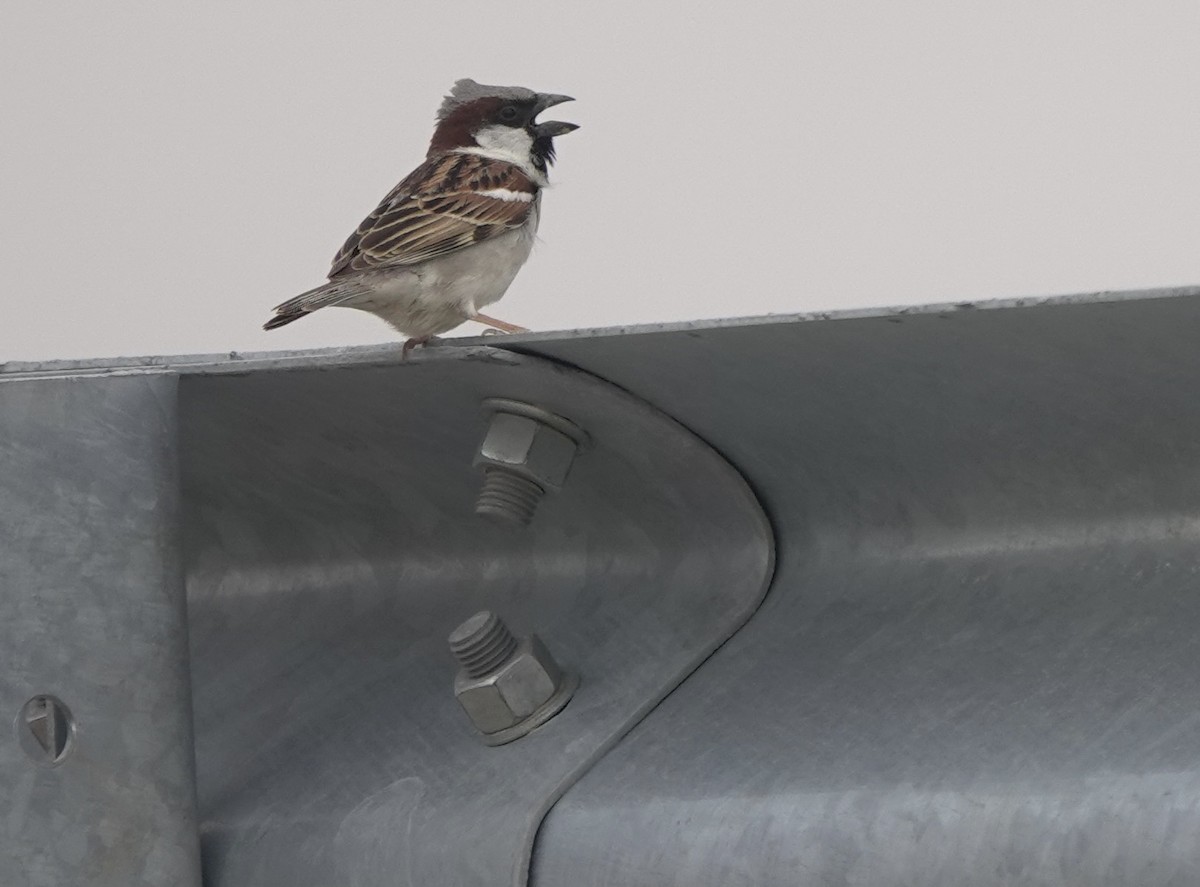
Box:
263;79;578;355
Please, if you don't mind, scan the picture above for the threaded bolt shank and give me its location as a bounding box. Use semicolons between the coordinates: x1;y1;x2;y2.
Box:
448;611;519;678
475;467;544;526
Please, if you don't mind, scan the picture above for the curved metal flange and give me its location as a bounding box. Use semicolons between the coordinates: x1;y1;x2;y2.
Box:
522;287;1200;886
181;343;774;887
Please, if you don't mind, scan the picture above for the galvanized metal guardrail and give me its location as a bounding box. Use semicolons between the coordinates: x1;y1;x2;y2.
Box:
4;285;1200;886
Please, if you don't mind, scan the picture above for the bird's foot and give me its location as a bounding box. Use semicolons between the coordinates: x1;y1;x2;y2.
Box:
402;336;432;359
472;313;529;334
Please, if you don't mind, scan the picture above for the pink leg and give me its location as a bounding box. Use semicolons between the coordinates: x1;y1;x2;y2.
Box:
472;313;529;334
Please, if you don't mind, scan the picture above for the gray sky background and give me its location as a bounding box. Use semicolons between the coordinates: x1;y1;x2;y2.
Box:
2;1;1198;362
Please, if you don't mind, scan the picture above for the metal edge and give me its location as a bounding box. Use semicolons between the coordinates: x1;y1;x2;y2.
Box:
4;284;1198;380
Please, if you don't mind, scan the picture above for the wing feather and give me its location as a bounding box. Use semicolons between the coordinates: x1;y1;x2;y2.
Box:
329;154;538;276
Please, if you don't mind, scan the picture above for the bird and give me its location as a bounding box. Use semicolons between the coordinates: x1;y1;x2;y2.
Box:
263;79;578;356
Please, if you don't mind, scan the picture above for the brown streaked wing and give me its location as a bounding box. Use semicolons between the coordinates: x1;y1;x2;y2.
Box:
328;154;538;277
327;157;443;277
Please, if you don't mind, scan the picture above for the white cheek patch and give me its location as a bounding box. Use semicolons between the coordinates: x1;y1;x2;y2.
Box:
473;124;535;158
456;124;547;185
478;188;534;203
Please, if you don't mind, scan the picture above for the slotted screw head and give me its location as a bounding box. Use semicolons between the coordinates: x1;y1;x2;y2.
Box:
16;695;75;766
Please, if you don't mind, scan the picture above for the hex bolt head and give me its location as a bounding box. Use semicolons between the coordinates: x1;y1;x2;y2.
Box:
449;610;578;746
16;694;75;766
473;399;587;527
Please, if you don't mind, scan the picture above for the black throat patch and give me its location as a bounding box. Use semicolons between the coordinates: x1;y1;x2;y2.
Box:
530;136;557;174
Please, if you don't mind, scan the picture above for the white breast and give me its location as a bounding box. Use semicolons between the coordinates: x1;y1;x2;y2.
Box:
351;197;541;337
418;196;541;316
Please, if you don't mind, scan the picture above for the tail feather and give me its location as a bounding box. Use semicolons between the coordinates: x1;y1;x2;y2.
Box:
263;310;307;330
263;280;368;331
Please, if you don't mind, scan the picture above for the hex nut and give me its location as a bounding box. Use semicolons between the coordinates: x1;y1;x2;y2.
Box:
472;401;589;527
453;635;576;744
473;412;578;492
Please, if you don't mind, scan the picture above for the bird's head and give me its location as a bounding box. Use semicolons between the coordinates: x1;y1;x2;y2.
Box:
429;79;578;176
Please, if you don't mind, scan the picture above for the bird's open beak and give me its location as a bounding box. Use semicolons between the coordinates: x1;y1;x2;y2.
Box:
533;93;579;137
534;92;574;113
534;120;580;137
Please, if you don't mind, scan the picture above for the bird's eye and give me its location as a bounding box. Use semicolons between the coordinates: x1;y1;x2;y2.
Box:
499;105;520;123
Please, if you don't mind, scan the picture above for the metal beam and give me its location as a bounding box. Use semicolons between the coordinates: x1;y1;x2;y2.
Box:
0;374;200;887
522;286;1200;886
